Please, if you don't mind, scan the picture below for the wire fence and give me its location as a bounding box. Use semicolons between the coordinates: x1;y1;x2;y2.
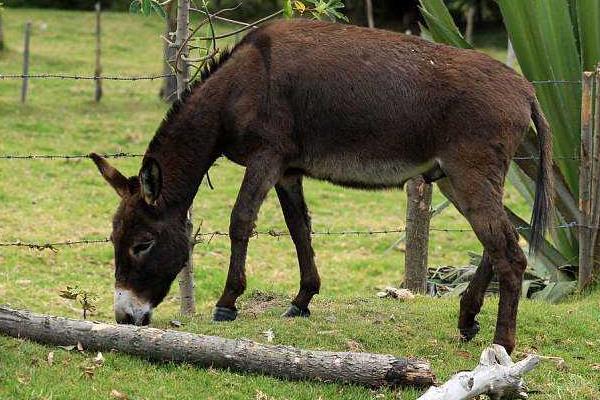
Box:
0;222;584;252
0;152;144;160
0;73;174;81
0;73;582;86
0;153;582;161
0;71;587;253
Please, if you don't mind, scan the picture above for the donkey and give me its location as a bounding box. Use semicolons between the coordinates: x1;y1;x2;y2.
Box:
91;19;552;353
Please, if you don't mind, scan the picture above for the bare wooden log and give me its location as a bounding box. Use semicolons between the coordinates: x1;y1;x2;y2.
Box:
405;177;432;293
579;71;594;290
417;345;539;400
0;306;435;388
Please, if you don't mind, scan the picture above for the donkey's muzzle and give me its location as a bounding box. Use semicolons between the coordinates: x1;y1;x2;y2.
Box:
116;311;151;326
114;288;153;326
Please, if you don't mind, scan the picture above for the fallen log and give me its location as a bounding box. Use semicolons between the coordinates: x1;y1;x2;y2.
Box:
0;306;434;388
417;345;540;400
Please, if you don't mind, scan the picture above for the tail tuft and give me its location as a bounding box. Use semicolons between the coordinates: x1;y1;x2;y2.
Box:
529;98;554;256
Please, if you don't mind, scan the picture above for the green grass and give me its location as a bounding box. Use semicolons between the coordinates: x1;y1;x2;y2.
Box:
0;8;599;400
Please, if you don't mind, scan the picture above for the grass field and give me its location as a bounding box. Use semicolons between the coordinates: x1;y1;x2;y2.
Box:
0;8;599;400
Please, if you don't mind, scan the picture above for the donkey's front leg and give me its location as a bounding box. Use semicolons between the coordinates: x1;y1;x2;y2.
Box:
213;154;284;322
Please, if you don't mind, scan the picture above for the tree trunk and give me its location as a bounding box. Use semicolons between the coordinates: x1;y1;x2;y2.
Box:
0;306;435;389
404;177;432;293
464;4;476;45
417;345;539;400
365;0;374;28
160;1;177;102
174;0;196;316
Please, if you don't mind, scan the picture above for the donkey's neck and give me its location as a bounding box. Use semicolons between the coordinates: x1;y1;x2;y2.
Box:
144;90;221;210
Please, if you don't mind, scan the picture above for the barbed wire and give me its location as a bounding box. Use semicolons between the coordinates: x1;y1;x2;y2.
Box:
0;221;584;251
530;80;582;85
0;73;174;81
0;152;581;162
0;152;144;160
0;73;584;85
0;238;110;252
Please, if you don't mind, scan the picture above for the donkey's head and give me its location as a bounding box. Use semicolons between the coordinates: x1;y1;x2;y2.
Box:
90;153;190;326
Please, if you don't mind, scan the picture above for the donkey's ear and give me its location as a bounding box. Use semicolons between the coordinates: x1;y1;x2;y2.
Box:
139;157;162;206
89;153;131;198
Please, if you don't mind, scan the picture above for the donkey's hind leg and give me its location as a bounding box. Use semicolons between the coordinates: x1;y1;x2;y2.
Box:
441;175;526;354
275;174;320;318
437;178;494;341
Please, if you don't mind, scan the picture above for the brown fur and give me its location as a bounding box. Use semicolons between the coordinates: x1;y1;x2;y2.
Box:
91;19;552;353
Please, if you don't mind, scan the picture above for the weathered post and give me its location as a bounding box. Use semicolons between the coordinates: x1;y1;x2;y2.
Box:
175;0;196;315
592;64;600;282
464;4;476;44
0;11;5;51
404;176;432;293
579;71;594;290
160;0;177;102
21;21;31;103
94;2;102;102
365;0;374;28
506;39;516;68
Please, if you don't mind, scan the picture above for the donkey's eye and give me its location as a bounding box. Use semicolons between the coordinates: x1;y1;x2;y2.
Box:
130;240;155;257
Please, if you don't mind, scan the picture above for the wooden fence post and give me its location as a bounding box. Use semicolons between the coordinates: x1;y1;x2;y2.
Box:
160;0;177;102
506;39;516;68
175;0;196;316
404;176;432;293
365;0;374;28
94;2;102;102
593;64;600;281
0;12;5;51
21;21;31;103
579;71;594;290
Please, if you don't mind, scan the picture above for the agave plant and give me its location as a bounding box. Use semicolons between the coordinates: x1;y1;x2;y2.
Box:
419;0;600;297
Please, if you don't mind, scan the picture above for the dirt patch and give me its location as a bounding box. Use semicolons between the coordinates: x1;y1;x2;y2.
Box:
241;290;288;316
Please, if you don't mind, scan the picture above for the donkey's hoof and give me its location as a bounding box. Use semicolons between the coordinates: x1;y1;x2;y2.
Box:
459;320;480;342
213;306;238;322
282;304;310;318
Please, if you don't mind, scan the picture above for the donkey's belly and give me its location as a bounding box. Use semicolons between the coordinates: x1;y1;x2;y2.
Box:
295;156;437;189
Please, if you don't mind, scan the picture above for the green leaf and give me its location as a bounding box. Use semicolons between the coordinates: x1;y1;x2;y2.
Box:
141;0;152;16
283;0;293;19
151;1;166;19
129;0;141;14
498;0;581;194
575;0;600;70
418;3;472;49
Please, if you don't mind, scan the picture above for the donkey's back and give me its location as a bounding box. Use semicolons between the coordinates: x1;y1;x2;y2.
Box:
215;19;536;189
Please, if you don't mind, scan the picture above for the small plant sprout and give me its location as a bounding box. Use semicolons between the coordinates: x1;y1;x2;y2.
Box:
59;286;98;319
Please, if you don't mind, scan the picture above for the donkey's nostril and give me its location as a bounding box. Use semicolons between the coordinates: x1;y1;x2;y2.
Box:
116;313;134;325
140;312;151;326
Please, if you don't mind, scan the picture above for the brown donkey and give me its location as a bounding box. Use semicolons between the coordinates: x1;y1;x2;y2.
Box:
91;19;552;353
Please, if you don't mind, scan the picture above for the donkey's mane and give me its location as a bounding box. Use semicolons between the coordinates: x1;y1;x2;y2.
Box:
162;45;237;125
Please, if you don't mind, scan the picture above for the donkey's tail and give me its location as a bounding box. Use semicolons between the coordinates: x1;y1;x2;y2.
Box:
529;98;554;256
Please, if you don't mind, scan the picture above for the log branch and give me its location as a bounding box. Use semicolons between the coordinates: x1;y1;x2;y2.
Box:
417;345;540;400
0;306;434;388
